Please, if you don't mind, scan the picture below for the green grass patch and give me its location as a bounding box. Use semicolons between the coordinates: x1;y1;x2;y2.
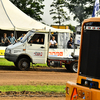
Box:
32;63;48;67
0;58;14;66
0;58;48;67
0;85;66;93
0;58;65;68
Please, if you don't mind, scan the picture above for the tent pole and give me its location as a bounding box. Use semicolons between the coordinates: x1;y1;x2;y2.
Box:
14;27;17;39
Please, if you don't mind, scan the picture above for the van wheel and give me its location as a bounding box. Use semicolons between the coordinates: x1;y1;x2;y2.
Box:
18;58;30;71
65;64;70;70
70;61;78;73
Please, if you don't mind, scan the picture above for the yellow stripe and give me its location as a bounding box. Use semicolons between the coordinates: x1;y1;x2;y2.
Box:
0;50;5;56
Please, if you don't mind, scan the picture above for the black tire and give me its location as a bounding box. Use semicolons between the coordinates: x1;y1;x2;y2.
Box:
70;61;78;73
14;62;18;67
18;58;30;71
65;64;70;70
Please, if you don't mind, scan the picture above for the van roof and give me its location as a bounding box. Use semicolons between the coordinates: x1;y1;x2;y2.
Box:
31;29;73;33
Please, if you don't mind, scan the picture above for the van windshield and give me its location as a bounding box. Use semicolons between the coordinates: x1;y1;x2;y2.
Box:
21;31;35;43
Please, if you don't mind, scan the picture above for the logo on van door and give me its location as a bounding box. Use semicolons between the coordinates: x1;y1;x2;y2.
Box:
34;52;43;56
49;52;63;56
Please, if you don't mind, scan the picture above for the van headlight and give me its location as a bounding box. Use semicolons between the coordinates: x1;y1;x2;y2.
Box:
6;49;11;54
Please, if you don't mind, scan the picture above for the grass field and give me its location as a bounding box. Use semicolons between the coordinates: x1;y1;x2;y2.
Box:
0;58;14;66
0;85;66;93
0;58;47;67
0;58;65;67
0;59;66;93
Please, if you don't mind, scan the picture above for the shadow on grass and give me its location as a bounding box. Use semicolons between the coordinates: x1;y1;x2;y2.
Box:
0;66;19;71
0;65;73;73
0;58;73;73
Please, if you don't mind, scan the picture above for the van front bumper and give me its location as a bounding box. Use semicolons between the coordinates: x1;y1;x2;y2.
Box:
5;53;18;62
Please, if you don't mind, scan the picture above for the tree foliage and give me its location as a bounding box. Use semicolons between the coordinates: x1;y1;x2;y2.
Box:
67;24;76;32
66;0;95;25
50;0;70;25
10;0;45;21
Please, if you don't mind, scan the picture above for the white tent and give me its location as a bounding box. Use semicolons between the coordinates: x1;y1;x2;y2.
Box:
0;0;73;33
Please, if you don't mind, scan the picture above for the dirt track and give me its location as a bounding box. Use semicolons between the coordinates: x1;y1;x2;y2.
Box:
0;66;77;85
0;66;77;100
0;97;65;100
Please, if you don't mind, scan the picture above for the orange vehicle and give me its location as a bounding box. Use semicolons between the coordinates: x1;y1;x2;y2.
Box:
66;17;100;100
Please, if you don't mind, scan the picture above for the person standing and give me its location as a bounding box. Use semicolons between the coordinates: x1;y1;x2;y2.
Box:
1;33;10;46
67;37;74;49
49;36;57;48
8;33;17;44
20;33;26;40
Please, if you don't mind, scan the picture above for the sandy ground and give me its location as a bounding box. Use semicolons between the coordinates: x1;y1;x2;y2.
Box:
0;97;65;100
0;66;77;85
0;66;77;100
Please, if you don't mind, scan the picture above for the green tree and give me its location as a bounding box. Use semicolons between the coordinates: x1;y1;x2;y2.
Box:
67;24;75;32
66;0;95;25
50;0;70;25
10;0;45;21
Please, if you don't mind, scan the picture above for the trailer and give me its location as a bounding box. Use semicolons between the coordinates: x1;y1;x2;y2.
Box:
66;17;100;100
48;25;80;72
47;56;78;72
48;31;79;72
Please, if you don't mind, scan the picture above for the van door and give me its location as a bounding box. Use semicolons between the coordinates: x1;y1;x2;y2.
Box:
26;33;48;64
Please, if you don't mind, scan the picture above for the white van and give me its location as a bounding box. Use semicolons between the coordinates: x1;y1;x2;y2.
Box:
4;30;79;72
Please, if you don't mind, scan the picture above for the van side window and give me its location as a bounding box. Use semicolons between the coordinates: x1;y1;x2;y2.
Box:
28;34;44;44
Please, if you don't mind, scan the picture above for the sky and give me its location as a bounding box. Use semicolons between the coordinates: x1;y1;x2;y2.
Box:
42;0;79;27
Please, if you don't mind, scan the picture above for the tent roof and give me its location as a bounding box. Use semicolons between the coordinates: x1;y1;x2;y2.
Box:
0;0;73;33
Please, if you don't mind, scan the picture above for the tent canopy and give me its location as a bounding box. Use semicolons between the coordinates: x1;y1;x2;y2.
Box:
0;0;73;33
